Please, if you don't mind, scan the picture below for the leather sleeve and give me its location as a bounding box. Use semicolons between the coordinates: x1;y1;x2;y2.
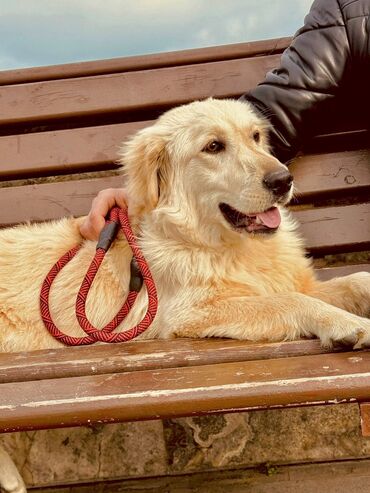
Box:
239;0;351;163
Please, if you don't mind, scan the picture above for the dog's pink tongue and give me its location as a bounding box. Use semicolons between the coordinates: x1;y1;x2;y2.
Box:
256;207;281;228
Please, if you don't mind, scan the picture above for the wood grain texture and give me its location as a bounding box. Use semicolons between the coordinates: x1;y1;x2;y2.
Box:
0;175;125;222
0;121;149;177
0;37;290;86
290;149;370;199
294;203;370;254
0;55;280;125
0;350;369;432
0;339;343;385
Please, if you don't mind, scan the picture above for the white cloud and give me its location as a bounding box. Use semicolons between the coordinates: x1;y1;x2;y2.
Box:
0;0;315;70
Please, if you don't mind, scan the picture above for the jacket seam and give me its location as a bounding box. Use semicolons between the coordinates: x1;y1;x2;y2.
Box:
260;82;336;97
341;0;363;8
346;14;369;21
298;24;346;34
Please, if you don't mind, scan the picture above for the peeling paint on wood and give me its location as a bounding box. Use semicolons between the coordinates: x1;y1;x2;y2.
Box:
1;373;368;411
0;351;369;432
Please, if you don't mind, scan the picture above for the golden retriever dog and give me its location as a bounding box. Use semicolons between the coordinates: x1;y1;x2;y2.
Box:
0;98;369;492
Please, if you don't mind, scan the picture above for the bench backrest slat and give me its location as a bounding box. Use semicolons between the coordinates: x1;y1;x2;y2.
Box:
0;56;280;128
0;37;291;86
0;121;148;178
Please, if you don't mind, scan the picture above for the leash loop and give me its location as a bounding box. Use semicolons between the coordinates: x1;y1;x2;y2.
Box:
40;207;158;346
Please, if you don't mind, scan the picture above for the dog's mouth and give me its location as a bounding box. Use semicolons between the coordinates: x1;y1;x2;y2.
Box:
219;203;281;234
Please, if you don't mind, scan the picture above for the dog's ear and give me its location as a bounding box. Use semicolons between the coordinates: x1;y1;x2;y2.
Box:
120;125;169;217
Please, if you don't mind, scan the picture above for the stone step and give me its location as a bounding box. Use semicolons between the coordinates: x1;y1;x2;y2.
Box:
28;459;370;492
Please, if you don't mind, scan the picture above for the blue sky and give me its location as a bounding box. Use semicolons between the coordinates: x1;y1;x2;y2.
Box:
0;0;313;70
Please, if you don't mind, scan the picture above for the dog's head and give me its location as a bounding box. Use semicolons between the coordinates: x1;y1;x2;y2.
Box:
120;98;293;244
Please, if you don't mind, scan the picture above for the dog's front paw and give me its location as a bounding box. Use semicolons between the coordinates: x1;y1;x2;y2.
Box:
315;311;370;350
333;327;370;350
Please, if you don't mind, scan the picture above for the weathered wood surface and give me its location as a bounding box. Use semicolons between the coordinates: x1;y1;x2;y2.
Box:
294;203;370;254
0;55;280;126
0;350;369;432
0;37;290;86
26;459;370;493
0;121;148;177
0;339;344;384
360;403;370;437
0;176;125;224
290;149;370;200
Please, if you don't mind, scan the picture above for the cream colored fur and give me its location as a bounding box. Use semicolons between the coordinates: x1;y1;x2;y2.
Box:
0;98;370;492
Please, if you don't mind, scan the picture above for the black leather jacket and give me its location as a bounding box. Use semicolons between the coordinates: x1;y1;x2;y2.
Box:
240;0;370;163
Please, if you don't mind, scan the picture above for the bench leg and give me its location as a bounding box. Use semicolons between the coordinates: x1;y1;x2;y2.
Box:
0;446;26;493
360;403;370;437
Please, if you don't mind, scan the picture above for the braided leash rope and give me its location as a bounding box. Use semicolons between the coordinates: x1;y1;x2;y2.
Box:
40;207;158;346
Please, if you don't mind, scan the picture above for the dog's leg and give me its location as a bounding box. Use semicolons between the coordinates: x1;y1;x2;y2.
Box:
307;272;370;318
0;446;26;493
174;292;370;348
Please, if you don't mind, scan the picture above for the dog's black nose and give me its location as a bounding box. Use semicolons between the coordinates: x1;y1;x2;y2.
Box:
263;169;293;196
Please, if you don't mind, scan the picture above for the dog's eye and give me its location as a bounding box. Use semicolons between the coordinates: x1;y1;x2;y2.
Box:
202;140;225;153
253;131;260;143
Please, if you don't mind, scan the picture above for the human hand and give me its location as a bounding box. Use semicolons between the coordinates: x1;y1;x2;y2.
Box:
79;188;128;240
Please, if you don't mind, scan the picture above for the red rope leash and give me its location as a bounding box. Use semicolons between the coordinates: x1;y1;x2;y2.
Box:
40;207;158;346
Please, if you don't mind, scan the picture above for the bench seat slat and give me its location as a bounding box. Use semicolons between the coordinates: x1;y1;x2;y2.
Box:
0;55;280;126
0;339;342;385
0;351;369;432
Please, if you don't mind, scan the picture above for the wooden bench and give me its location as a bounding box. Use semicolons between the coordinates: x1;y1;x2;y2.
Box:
0;37;369;438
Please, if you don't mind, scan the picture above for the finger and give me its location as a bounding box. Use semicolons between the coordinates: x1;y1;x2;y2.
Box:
79;188;128;240
90;189;118;218
112;188;128;209
79;216;103;241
